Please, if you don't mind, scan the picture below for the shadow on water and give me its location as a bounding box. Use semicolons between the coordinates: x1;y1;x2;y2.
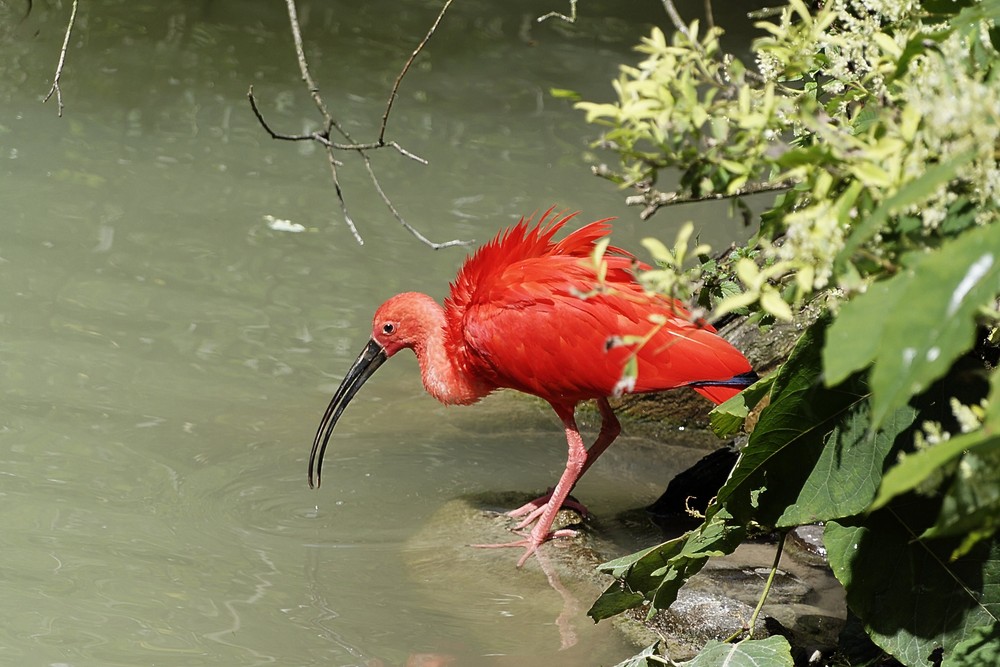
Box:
0;1;769;664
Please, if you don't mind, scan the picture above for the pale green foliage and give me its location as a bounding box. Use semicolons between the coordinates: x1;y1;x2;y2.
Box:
580;0;1000;299
579;1;1000;665
637;222;710;302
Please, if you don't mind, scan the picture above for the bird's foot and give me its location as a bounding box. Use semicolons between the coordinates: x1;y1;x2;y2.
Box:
506;489;589;530
472;528;577;567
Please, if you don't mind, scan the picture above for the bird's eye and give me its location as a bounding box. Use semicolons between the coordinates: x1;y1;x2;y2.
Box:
382;322;395;335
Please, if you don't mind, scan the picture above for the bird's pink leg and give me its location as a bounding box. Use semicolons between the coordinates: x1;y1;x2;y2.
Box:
476;399;621;566
508;398;621;530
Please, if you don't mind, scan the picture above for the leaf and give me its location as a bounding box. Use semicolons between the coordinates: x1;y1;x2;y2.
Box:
923;445;1000;559
870;429;1000;510
835;148;976;269
707;317;893;526
549;87;581;101
950;623;1000;667
589;513;746;621
611;641;663;667
776;395;917;527
823;276;908;387
825;515;1000;667
708;374;775;438
677;636;793;667
868;223;1000;427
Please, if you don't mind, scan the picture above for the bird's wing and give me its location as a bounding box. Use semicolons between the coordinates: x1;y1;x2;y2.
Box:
445;210;751;405
460;253;751;405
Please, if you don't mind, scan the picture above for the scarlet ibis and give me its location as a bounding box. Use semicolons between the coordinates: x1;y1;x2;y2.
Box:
309;208;756;566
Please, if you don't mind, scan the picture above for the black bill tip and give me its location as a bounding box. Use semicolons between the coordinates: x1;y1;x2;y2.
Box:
308;338;388;488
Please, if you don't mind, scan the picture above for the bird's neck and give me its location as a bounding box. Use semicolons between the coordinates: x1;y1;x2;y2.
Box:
412;301;493;406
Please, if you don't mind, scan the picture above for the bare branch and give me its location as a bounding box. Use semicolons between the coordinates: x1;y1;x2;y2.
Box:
361;156;472;250
43;0;78;117
249;0;469;249
284;0;330;123
325;152;364;245
622;180;796;220
537;0;578;24
379;0;455;144
660;0;693;42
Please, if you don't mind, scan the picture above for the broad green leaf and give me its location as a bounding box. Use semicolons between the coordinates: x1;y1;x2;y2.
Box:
869;223;1000;427
823;276;908;387
597;542;670;579
950;623;1000;667
708;374;775;438
713;316;888;527
776;396;916;527
825;516;1000;667
920;445;1000;559
677;636;793;667
587;586;646;622
871;429;1000;510
589;514;746;621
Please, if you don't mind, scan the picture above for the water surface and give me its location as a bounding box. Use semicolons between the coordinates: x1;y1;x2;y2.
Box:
0;2;753;664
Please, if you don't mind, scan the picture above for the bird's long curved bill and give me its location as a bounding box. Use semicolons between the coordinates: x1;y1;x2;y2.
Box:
308;338;387;489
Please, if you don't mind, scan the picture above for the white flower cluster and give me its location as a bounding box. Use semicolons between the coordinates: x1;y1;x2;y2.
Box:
754;0;998;292
900;31;1000;228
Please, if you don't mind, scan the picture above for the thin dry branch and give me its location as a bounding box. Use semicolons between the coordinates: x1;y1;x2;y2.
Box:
43;0;79;117
537;0;578;23
379;0;455;144
622;180;796;220
661;0;693;42
250;0;469;248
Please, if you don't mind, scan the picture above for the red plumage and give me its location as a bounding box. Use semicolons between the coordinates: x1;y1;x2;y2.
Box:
309;208;755;566
446;209;751;406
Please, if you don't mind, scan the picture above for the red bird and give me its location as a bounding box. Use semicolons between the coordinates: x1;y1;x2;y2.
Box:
309;209;755;566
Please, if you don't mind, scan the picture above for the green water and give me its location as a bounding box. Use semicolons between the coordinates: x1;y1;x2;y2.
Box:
0;2;754;664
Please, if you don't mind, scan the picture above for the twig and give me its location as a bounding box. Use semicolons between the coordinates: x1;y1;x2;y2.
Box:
621;180;796;220
379;0;455;144
249;0;469;249
43;0;78;117
722;531;786;642
249;89;432;164
537;0;578;23
361;156;472;250
704;0;716;30
325;151;363;245
284;0;329;122
661;0;693;42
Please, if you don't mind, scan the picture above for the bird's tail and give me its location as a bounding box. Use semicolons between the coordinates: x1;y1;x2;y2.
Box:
686;370;759;404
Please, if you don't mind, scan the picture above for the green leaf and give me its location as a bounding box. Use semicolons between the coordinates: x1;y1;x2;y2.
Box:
868;223;1000;427
708;374;775;438
923;446;1000;559
870;429;1000;510
589;514;746;621
951;623;1000;667
677;636;793;667
776;395;916;527
823;276;908;387
825;515;1000;667
835;148;977;269
587;586;646;622
549;87;581;101
713;316;895;527
611;641;663;667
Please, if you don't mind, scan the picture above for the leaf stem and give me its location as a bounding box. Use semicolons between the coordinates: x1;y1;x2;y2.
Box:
724;530;786;642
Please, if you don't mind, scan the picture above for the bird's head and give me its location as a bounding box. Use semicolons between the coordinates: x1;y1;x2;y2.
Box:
308;292;441;489
370;292;440;357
